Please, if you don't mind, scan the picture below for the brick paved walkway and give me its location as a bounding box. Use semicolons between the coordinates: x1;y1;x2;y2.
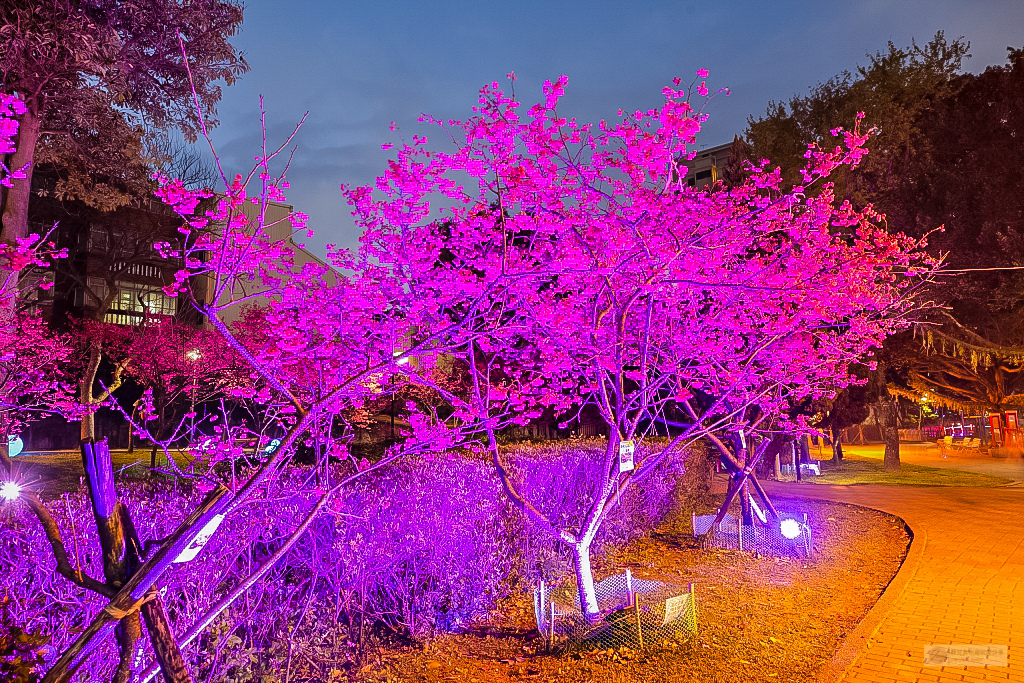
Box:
766;482;1024;682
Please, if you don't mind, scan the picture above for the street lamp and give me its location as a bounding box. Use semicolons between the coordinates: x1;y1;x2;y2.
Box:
186;349;202;442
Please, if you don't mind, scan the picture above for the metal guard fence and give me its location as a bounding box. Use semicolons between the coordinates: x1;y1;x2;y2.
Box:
693;511;813;557
533;570;697;653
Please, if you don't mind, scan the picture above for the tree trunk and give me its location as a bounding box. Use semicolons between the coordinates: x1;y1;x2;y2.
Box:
572;539;600;623
739;478;753;526
0;102;39;303
80;342;103;441
793;442;801;481
882;416;900;471
831;424;844;463
870;363;901;472
875;397;901;472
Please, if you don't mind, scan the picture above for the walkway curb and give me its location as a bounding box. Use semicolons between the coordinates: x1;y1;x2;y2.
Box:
768;487;927;683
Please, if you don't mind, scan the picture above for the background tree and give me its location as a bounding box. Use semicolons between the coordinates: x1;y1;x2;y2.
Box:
744;32;969;204
121;317;247;467
0;0;247;253
741;32;972;469
1;0;246;441
815;383;873;462
890;47;1024;424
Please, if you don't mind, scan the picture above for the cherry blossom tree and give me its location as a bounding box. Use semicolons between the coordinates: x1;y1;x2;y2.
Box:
13;62;938;679
345;72;938;621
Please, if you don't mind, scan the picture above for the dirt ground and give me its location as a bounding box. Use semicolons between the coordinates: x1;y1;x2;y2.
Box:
338;494;909;683
12;452;909;682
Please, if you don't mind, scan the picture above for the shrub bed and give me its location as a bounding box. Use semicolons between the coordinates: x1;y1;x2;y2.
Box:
1;440;685;681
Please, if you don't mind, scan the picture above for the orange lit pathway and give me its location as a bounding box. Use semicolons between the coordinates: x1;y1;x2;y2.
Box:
767;481;1024;682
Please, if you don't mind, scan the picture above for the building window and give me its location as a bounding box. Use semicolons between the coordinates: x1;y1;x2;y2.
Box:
104;281;177;324
86;276;108;306
111;261;162;279
89;226;108;253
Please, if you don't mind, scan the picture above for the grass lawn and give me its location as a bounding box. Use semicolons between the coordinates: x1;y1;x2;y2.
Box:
10;448;197;497
781;454;1012;487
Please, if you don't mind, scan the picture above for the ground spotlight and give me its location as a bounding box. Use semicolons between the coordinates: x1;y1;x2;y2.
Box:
0;481;22;502
780;518;802;540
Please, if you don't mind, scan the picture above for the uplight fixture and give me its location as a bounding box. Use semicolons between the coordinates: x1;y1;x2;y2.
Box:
0;481;22;502
780;518;802;540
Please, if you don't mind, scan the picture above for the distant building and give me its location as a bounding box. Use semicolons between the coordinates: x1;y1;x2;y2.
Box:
24;175;187;328
683;142;733;189
18;179;329;451
199;197;338;327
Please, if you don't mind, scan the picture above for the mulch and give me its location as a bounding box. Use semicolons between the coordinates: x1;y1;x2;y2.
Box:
343;495;910;683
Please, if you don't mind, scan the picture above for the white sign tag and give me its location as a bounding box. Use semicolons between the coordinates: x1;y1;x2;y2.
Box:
173;514;226;563
618;440;635;472
663;593;690;625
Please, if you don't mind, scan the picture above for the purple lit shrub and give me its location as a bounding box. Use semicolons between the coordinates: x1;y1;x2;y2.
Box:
0;441;685;680
506;440;684;583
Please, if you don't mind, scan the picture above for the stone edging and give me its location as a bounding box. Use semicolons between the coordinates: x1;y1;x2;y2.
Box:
813;503;926;683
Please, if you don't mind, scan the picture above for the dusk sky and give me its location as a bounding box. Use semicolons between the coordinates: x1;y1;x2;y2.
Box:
205;1;1024;255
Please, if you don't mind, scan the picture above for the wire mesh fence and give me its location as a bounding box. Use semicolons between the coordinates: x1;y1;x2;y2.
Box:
693;511;813;557
532;570;697;653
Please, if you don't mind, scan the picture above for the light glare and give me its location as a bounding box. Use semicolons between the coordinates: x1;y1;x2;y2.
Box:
0;481;22;502
780;518;802;540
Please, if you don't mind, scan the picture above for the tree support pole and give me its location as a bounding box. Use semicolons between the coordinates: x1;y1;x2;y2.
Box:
42;473;232;683
701;440;772;546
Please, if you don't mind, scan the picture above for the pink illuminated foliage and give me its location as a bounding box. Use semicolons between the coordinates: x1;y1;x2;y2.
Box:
1;65;940;681
343;70;937;619
148;68;936;629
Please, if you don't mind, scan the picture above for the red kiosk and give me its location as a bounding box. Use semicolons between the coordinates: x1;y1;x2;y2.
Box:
990;413;1003;447
1006;410;1019;447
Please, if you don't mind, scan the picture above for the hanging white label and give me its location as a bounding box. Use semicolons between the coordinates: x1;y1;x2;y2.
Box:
618;440;635;472
173;514;226;563
663;593;690;625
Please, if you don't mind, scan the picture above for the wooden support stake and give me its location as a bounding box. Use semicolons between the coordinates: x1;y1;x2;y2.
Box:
41;484;233;683
548;600;556;652
633;592;643;648
803;513;812;555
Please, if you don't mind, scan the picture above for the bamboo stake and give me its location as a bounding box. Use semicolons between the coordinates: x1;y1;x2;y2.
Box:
633;592;643;648
688;583;697;635
548;600;556;651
